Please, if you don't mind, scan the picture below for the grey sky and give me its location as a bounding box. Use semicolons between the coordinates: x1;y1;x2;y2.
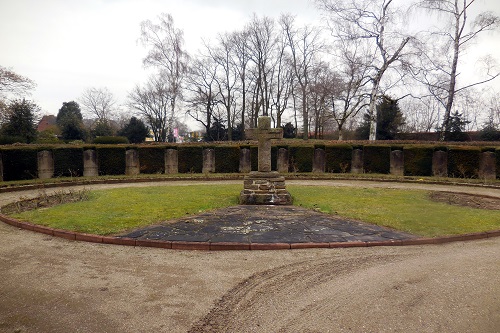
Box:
0;0;499;128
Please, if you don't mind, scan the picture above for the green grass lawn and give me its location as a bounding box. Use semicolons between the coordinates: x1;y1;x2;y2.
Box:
10;184;500;237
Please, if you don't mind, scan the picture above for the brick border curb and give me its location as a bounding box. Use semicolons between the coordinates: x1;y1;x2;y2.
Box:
1;214;499;251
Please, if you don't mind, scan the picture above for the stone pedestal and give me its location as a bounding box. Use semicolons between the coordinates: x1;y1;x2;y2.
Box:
240;171;292;205
165;149;178;174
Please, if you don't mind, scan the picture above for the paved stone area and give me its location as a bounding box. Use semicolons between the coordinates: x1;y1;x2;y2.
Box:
120;205;415;243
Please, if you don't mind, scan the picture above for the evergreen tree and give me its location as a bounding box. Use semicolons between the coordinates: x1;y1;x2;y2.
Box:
56;101;87;141
205;119;227;141
118;117;149;143
1;99;39;143
445;111;470;141
356;96;404;140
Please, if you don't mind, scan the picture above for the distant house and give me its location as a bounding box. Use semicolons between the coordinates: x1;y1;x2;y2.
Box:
37;115;57;132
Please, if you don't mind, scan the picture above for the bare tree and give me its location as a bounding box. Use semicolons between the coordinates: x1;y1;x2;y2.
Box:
246;15;279;124
330;39;372;140
128;74;171;142
281;14;325;140
79;87;117;122
316;0;412;140
400;96;440;133
416;0;500;140
210;33;240;140
185;55;221;136
0;66;35;99
229;30;251;137
139;13;189;138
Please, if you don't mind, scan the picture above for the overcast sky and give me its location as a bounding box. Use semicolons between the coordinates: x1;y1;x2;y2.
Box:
1;0;499;129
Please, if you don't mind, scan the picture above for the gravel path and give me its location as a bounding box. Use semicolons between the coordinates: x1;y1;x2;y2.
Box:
1;180;499;332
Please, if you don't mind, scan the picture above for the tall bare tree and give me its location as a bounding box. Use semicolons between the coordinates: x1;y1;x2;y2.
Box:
79;87;117;122
139;13;189;138
128;74;171;142
330;39;372;140
281;14;324;140
316;0;412;140
246;15;278;124
416;0;500;140
185;55;221;136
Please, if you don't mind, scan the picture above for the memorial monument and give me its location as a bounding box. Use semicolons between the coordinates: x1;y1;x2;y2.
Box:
239;116;293;205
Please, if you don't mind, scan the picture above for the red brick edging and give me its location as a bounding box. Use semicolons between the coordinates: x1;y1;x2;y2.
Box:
1;214;499;251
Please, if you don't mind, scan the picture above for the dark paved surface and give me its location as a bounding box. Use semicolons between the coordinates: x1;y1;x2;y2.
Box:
120;205;416;243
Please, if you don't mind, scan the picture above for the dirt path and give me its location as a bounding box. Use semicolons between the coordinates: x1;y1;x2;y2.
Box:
1;180;499;332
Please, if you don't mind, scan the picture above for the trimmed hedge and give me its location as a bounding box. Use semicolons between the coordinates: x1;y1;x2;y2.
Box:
138;146;165;174
250;146;258;171
215;146;240;173
448;147;481;178
96;146;126;175
325;145;352;173
403;146;434;176
2;142;500;181
53;147;84;177
93;136;129;144
178;146;203;173
289;145;314;172
363;145;391;174
1;148;38;181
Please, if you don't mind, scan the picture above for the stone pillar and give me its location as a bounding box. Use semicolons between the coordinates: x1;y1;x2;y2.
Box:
83;149;98;177
165;149;178;174
479;151;496;180
239;148;251;173
313;148;326;173
0;152;3;182
37;150;54;179
277;148;289;173
203;148;215;173
351;149;363;174
432;150;448;177
125;149;140;176
390;150;404;176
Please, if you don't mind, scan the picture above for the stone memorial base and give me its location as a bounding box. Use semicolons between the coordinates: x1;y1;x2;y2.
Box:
240;171;293;205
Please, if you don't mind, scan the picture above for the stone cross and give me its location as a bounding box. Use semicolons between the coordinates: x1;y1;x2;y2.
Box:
246;116;283;172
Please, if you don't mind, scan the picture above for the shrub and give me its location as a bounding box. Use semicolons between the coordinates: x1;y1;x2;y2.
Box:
288;145;314;172
93;136;129;144
403;146;434;176
448;147;481;178
178;146;203;173
325;145;352;173
215;146;240;173
53;147;84;177
138;146;165;174
96;146;126;175
1;147;38;181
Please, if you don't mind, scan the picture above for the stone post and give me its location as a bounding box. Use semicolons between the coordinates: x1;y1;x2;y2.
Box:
432;150;448;177
390;150;404;176
37;150;54;179
83;149;98;177
313;148;326;173
239;148;251;173
125;149;140;176
351;149;363;174
203;148;215;173
479;151;496;180
165;149;178;174
277;148;289;173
